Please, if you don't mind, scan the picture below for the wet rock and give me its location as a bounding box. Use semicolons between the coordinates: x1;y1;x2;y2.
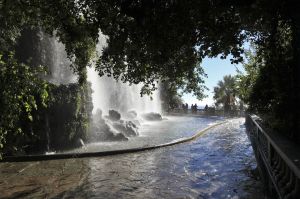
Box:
131;119;141;126
108;110;121;121
92;117;131;142
91;109;139;142
112;121;139;137
142;112;162;121
96;128;128;141
125;110;137;119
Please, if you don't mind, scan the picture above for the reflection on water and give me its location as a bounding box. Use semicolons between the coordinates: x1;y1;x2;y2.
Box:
67;116;222;153
0;118;268;199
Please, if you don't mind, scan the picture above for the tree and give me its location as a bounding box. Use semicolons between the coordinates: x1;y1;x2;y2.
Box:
1;0;300;157
160;81;184;113
236;48;260;104
0;53;49;157
94;0;246;96
0;0;97;156
238;20;299;139
97;0;299;141
213;75;238;114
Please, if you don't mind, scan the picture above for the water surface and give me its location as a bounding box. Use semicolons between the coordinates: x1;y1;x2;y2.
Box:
0;117;268;198
67;116;223;153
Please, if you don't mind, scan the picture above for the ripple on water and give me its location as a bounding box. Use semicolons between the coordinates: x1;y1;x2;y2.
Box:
0;118;268;198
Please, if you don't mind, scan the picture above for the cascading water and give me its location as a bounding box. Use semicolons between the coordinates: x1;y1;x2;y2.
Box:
36;31;79;153
87;75;162;115
38;31;77;84
87;33;161;115
86;32;162;143
39;30;161;116
38;30;162;145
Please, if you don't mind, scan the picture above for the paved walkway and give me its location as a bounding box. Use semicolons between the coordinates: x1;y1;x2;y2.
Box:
0;118;268;198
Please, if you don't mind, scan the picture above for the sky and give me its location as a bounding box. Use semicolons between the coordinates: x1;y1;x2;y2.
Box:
182;56;244;108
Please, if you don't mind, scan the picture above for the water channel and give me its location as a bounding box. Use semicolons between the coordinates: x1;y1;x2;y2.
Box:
0;118;268;199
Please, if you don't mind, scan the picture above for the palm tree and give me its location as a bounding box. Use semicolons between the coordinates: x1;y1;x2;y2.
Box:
213;75;237;114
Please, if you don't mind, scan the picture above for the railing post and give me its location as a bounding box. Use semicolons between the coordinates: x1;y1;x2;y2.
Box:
245;114;300;199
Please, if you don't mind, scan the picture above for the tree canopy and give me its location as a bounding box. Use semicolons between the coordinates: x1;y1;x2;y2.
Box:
1;0;300;157
213;75;238;113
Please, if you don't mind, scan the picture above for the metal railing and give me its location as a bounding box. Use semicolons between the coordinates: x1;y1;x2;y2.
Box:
168;108;245;117
245;115;300;199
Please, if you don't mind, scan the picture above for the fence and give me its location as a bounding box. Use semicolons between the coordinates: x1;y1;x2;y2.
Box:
169;108;245;117
245;115;300;198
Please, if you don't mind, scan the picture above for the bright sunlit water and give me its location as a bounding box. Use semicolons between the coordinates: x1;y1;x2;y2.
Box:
65;116;223;153
0;118;267;198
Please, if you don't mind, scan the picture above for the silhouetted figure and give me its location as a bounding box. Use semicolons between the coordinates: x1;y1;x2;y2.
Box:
181;103;185;113
204;104;208;111
194;103;198;113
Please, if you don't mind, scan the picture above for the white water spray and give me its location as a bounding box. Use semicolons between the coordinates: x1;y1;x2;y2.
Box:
38;30;161;115
38;31;77;84
87;32;161;115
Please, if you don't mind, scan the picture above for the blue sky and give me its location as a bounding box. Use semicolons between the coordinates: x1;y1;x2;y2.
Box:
182;56;244;107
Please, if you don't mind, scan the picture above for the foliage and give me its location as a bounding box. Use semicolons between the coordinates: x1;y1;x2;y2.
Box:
0;53;48;157
1;0;298;97
0;0;227;156
240;19;299;140
1;0;300;156
236;49;260;104
0;0;97;156
1;0;249;96
45;82;93;151
213;75;238;114
160;81;184;113
94;0;245;97
1;81;93;156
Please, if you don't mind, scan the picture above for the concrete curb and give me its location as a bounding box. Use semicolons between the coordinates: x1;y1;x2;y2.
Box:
1;121;227;162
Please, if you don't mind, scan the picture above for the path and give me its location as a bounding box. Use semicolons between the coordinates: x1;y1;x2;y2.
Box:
0;118;268;198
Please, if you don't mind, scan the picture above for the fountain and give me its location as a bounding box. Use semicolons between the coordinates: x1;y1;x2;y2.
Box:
38;30;162;145
87;32;162;142
29;32;220;156
87;33;161;116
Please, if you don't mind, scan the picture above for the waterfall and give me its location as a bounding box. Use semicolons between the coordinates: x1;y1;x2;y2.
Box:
87;32;161;115
38;30;161;144
87;72;162;115
37;30;161;115
38;31;77;84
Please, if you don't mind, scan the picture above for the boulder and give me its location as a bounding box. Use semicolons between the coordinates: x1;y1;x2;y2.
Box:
92;119;131;142
91;110;140;142
125;110;138;119
108;110;121;121
112;121;139;137
131;119;141;126
142;112;162;121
